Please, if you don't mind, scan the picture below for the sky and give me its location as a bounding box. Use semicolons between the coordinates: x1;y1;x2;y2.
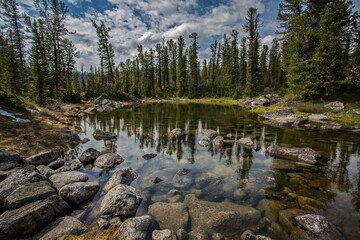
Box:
16;0;360;71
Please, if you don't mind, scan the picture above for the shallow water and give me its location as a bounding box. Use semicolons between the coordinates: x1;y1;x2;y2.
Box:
66;103;360;239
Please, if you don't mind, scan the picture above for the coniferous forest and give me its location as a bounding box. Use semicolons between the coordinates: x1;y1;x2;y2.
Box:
0;0;359;103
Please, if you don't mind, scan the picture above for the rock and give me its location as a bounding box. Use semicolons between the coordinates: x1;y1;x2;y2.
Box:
142;153;157;160
293;214;344;240
0;171;8;182
195;172;218;188
82;138;90;144
36;165;55;178
173;169;193;188
256;199;286;222
324;101;347;112
223;140;235;144
267;145;320;165
84;107;97;114
118;215;158;240
94;153;124;169
34;216;86;240
104;167;138;191
152;229;172;240
24;151;59;166
308;114;330;122
320;122;342;130
247;96;271;109
0;150;22;170
148;202;189;232
271;159;318;171
240;230;273;240
78;148;101;164
226;133;233;139
170;128;185;137
176;229;189;240
0;165;47;202
152;177;163;184
348;109;360;115
59;182;100;205
55;160;82;172
177;168;191;176
4;181;56;210
61;134;81;142
201;129;219;139
184;194;261;236
188;228;211;240
237;137;259;150
279;208;310;233
198;137;211;147
100;184;142;220
47;158;65;170
97;215;111;230
0;195;70;239
93;129;117;140
212;136;224;147
298;196;324;211
258;109;308;127
49;171;88;190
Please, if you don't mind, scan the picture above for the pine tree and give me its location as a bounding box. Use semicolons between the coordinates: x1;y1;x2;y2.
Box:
167;39;177;90
230;29;240;89
188;32;199;98
176;35;186;97
259;44;269;92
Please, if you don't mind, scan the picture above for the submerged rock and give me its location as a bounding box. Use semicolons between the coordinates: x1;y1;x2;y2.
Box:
324;101;347;112
198;137;211;147
94;153;124;169
78;148;101;164
258;109;308;127
170;128;185;137
24;150;59;166
59;182;100;205
0;150;22;171
93;129;117;140
35;216;86;240
142;153;157;160
267;145;320;165
173;169;193;188
152;177;163;184
0;195;70;239
201;129;219;139
256;199;286;222
237;137;259;150
61;134;81;142
213;136;224;147
118;215;158;240
49;171;88;190
100;184;142;220
240;230;273;240
103;167;138;191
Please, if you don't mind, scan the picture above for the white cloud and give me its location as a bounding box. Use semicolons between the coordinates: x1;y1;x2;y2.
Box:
261;35;275;47
67;0;91;6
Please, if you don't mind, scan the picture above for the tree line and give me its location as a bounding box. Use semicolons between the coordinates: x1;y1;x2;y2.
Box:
0;0;359;104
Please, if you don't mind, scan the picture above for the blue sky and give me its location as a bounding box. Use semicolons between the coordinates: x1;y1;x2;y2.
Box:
17;0;360;70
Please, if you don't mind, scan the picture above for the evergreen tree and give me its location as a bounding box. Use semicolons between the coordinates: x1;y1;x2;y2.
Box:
188;32;199;98
176;35;186;97
259;44;269;92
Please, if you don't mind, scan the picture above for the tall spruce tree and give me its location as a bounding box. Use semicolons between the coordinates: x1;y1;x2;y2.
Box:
177;35;186;97
189;32;199;98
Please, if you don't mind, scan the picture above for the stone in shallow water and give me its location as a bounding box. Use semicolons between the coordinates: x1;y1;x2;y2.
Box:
49;171;88;190
201;129;219;139
258;109;308;127
212;136;224;147
118;215;159;240
256;199;286;222
59;181;100;205
94;153;124;169
198;137;211;147
237;137;259;150
93;129;117;140
170;128;185;137
267;145;320;165
103;167;138;191
152;177;163;184
240;230;273;240
78;148;101;164
152;229;172;240
172;170;193;188
142;153;157;160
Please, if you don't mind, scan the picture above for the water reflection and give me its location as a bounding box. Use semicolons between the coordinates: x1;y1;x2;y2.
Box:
68;103;360;239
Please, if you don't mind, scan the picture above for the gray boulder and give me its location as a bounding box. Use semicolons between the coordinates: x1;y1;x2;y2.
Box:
118;215;159;240
348;109;360;115
94;153;124;169
244;97;271;109
152;229;172;240
82;138;90;144
78;148;101;164
84;107;97;114
47;158;65;170
103;167;138;192
148;202;189;232
212;136;224;147
240;230;273;240
320;122;342;130
0;195;70;239
170;128;185;137
142;153;157;160
237;137;259;150
258;109;308;127
172;169;193;188
308;114;330;122
49;171;88;190
34;216;87;240
0;150;22;171
0;171;8;182
267;145;320;165
61;134;81;142
198;137;211;147
4;181;56;210
55;160;82;172
59;182;100;205
324;101;347;112
36;165;55;178
93;129;117;140
24;151;59;166
201;129;219;139
100;184;142;220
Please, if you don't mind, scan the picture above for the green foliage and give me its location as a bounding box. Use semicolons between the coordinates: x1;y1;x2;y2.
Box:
295;102;327;113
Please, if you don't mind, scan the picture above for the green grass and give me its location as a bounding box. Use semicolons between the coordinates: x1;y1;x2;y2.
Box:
295;102;327;114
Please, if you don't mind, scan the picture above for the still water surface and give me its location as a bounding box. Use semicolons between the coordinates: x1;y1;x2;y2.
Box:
67;103;360;239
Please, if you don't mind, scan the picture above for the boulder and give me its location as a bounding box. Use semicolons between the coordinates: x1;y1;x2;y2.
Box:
240;230;273;240
0;150;22;171
298;196;324;211
267;145;320;165
195;172;218;188
0;195;70;239
0;165;47;202
94;153;124;169
24;151;59;166
82;138;90;144
84;107;97;114
184;194;261;236
4;181;56;210
34;216;87;240
170;128;185;137
104;167;138;191
152;229;172;240
36;165;55;178
324;101;347;112
198;137;211;147
55;160;82;172
49;171;88;190
97;215;111;230
100;184;142;220
93;129;117;140
0;171;8;182
258;109;308;127
78;148;101;164
148;202;189;232
47;158;65;170
201;129;219;139
244;97;271;109
308;114;330;122
212;136;224;147
118;215;158;240
152;177;163;184
172;169;193;188
59;182;100;205
176;229;189;240
61;134;81;142
279;209;310;233
142;153;157;160
348;109;360;115
256;199;286;222
237;137;259;150
320;122;342;130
